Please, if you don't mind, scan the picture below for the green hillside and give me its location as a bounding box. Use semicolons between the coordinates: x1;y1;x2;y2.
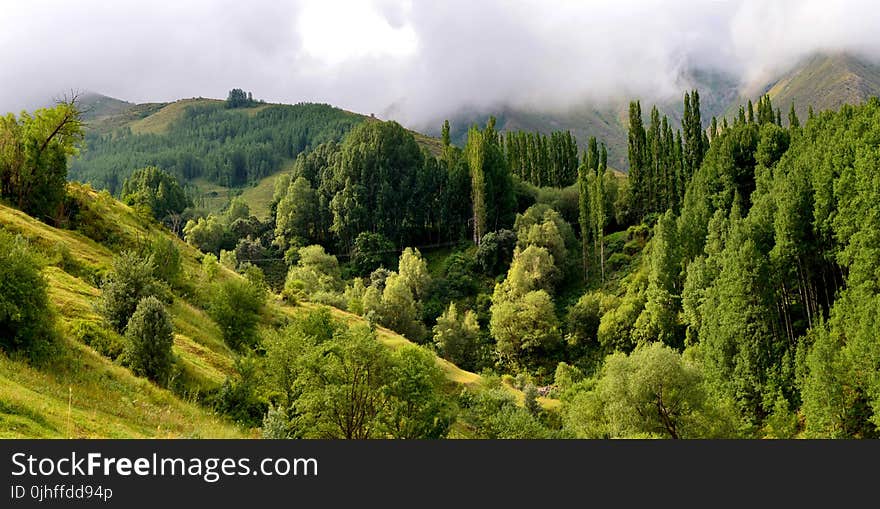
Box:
0;183;554;437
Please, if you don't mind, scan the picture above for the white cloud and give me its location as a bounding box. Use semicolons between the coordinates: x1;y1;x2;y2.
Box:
1;0;879;125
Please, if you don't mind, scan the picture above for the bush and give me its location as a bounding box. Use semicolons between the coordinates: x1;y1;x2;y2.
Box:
149;237;182;286
0;231;57;358
211;357;266;427
606;252;631;272
98;251;169;333
124;296;174;384
476;229;517;276
69;319;125;360
208;277;266;350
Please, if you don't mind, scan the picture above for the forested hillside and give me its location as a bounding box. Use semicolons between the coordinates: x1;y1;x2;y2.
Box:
3;77;880;438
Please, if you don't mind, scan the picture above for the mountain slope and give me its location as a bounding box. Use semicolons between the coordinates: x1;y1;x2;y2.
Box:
430;67;740;170
764;53;880;120
0;184;554;437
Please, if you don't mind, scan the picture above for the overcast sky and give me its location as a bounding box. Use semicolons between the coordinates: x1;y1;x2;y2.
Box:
2;0;879;127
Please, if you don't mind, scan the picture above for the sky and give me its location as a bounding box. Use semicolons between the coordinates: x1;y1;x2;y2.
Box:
1;0;879;127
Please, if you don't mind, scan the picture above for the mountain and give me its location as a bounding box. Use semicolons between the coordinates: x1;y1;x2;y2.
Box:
424;53;880;171
747;53;880;122
427;67;740;170
76;92;137;121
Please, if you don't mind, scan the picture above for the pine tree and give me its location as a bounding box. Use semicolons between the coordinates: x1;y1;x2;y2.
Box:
441;120;451;147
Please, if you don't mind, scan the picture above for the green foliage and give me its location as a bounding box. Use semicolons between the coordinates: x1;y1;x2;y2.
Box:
274;176;318;250
212;356;267;427
502;129;579;187
490;288;561;370
148;236;182;287
476;229;517;276
69;319;124;360
383;345;456;439
124;296;174;384
120;166;191;221
71;102;361;191
0;101;84;220
225;88;258;109
350;232;394;276
283;245;342;300
433;302;481;371
458;378;554;438
0;230;57;357
563;343;736;438
98;251;169;334
467;118;516;244
208;275;266;350
288;318;453;439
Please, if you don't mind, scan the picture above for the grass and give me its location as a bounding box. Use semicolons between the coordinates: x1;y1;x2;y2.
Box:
129;98;222;135
1;182;559;438
0;184;248;437
238;170;285;220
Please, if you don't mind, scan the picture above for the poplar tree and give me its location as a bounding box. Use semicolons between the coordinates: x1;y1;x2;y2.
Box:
627;101;647;222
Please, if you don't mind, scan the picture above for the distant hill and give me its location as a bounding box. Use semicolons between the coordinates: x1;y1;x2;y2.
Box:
755;53;880;122
77;92;136;121
71;94;445;218
429;67;740;170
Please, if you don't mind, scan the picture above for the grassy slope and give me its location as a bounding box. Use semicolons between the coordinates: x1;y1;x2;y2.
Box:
0;185;556;437
725;53;880;122
0;188;245;437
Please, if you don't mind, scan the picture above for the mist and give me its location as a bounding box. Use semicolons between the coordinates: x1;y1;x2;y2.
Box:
2;0;879;127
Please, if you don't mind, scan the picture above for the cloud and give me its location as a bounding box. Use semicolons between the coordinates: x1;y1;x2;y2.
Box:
1;0;879;126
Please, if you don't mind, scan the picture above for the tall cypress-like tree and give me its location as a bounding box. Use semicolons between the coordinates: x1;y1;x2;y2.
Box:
466;126;487;245
788;103;800;129
627;101;647;223
578;163;592;282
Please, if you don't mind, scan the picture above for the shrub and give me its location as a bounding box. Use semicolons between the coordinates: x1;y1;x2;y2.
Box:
69;319;125;360
98;251;168;334
0;231;57;358
208;277;266;350
124;296;174;384
149;237;182;286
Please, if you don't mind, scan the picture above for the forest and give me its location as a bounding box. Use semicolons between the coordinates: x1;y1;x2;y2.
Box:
2;86;880;439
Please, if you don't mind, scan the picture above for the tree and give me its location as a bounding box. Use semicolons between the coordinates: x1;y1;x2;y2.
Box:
637;210;682;346
124;296;174;384
490;288;561;369
383;345;455;438
379;272;426;341
120;166;190;222
208;276;266;350
433;303;480;370
564;342;733;438
476;229;517;276
149;236;182;287
627;101;647;222
283;245;342;300
0;100;84;219
274;176;318;249
294;324;392;439
350;232;394;276
99;251;167;333
578;162;592;282
0;231;56;356
397;247;431;302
